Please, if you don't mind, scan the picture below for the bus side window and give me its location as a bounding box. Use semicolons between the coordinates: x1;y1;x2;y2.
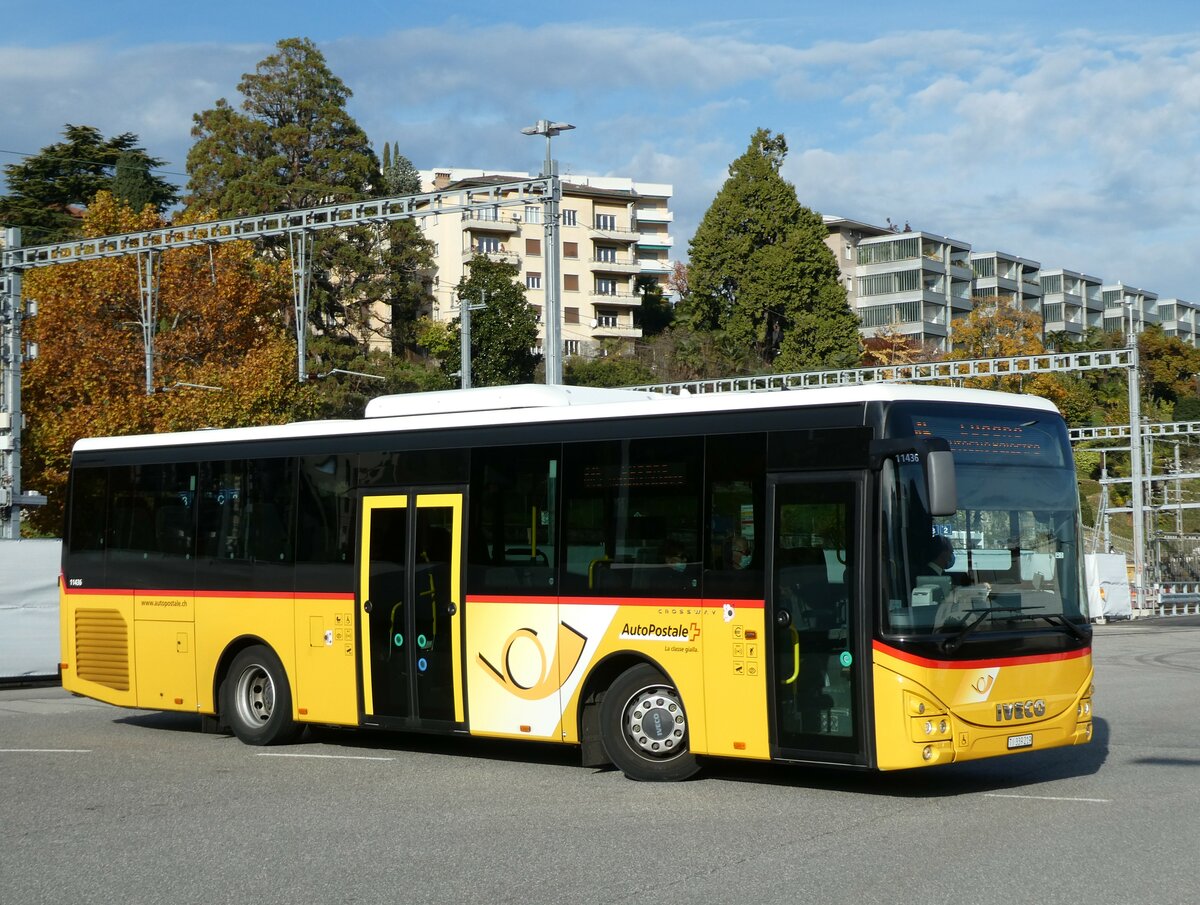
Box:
296;453;357;593
65;467;108;588
561;437;703;597
704;433;765;600
106;462;198;591
196;458;296;592
467;445;558;595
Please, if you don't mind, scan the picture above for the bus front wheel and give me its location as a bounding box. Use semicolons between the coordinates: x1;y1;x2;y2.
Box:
221;645;302;746
600;664;699;781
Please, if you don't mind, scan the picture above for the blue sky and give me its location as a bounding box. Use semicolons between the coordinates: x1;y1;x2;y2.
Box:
4;2;1200;300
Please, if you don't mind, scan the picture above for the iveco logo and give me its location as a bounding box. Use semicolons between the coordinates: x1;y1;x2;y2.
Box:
996;699;1047;721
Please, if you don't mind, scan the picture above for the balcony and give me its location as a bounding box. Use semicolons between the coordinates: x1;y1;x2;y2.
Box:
461;210;522;234
588;290;642;308
462;247;520;266
591;319;643;339
637;258;672;274
589;255;641;274
637;234;673;249
635;208;674;223
589;222;641;243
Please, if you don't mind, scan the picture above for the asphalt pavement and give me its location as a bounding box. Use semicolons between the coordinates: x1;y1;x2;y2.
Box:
1;618;1197;905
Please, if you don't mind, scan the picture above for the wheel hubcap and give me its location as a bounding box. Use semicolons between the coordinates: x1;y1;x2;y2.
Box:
235;664;274;725
624;685;686;758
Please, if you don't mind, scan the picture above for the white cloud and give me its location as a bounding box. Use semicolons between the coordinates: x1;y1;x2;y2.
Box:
4;24;1200;299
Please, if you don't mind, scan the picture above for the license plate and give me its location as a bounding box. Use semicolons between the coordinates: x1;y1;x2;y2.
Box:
1007;733;1034;750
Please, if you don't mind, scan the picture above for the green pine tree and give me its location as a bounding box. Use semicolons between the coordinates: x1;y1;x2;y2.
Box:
380;141;421;196
682;128;860;372
187;37;378;213
0;124;177;243
185;38;432;352
111;152;160;214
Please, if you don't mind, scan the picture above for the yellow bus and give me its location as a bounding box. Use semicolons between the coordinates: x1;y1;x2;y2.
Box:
59;383;1093;780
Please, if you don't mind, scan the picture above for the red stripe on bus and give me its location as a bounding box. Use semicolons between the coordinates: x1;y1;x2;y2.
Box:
467;595;765;609
873;639;1091;669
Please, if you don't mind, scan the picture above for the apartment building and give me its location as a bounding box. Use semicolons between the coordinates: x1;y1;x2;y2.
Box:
969;251;1042;315
417;168;673;358
825;215;1195;350
1101;282;1158;337
1037;268;1103;337
824;217;972;352
1158;298;1200;345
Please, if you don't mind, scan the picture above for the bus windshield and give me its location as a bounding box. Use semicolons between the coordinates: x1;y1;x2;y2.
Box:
881;405;1088;639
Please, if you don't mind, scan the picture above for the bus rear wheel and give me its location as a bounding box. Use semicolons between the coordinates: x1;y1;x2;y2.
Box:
600;664;699;781
221;645;302;746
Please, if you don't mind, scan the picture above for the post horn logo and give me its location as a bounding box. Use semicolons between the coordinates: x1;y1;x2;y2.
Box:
478;622;587;700
972;674;995;695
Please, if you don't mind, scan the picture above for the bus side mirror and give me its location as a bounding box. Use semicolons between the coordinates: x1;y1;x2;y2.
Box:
925;450;957;516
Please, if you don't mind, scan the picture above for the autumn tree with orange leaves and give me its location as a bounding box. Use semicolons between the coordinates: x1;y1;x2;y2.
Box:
944;294;1066;407
21;192;315;533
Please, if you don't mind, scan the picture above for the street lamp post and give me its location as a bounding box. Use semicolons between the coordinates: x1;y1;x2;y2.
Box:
521;119;574;386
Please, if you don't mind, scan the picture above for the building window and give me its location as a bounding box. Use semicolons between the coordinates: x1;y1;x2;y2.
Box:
595;213;617;230
858;270;920;297
1040;274;1063;295
595;278;617;296
564;274;579;292
565;307;580;325
596;246;617;263
526;238;541;256
971;257;996;278
562;209;577;227
475;236;501;254
564;340;581;356
526;272;542;290
524;206;542;224
563;241;578;258
857;237;920;265
529;304;542;323
596;312;618;328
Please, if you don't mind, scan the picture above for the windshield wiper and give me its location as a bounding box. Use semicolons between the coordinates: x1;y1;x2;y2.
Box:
940;604;1025;653
1031;612;1091;644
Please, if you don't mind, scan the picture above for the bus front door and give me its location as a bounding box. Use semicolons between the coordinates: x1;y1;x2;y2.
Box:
359;492;465;729
768;475;867;764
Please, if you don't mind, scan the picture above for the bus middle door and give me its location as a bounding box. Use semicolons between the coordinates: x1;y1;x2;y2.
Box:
359;491;465;729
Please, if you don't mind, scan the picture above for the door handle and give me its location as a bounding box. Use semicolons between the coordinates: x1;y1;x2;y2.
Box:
363;599;373;614
446;601;457;616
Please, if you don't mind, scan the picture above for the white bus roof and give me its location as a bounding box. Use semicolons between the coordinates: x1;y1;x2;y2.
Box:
72;383;1061;454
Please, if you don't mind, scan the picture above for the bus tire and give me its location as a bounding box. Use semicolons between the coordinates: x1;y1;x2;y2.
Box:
600;663;699;782
221;645;302;746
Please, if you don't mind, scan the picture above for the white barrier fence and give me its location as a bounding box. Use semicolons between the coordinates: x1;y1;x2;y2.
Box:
1154;585;1200;617
0;539;61;679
